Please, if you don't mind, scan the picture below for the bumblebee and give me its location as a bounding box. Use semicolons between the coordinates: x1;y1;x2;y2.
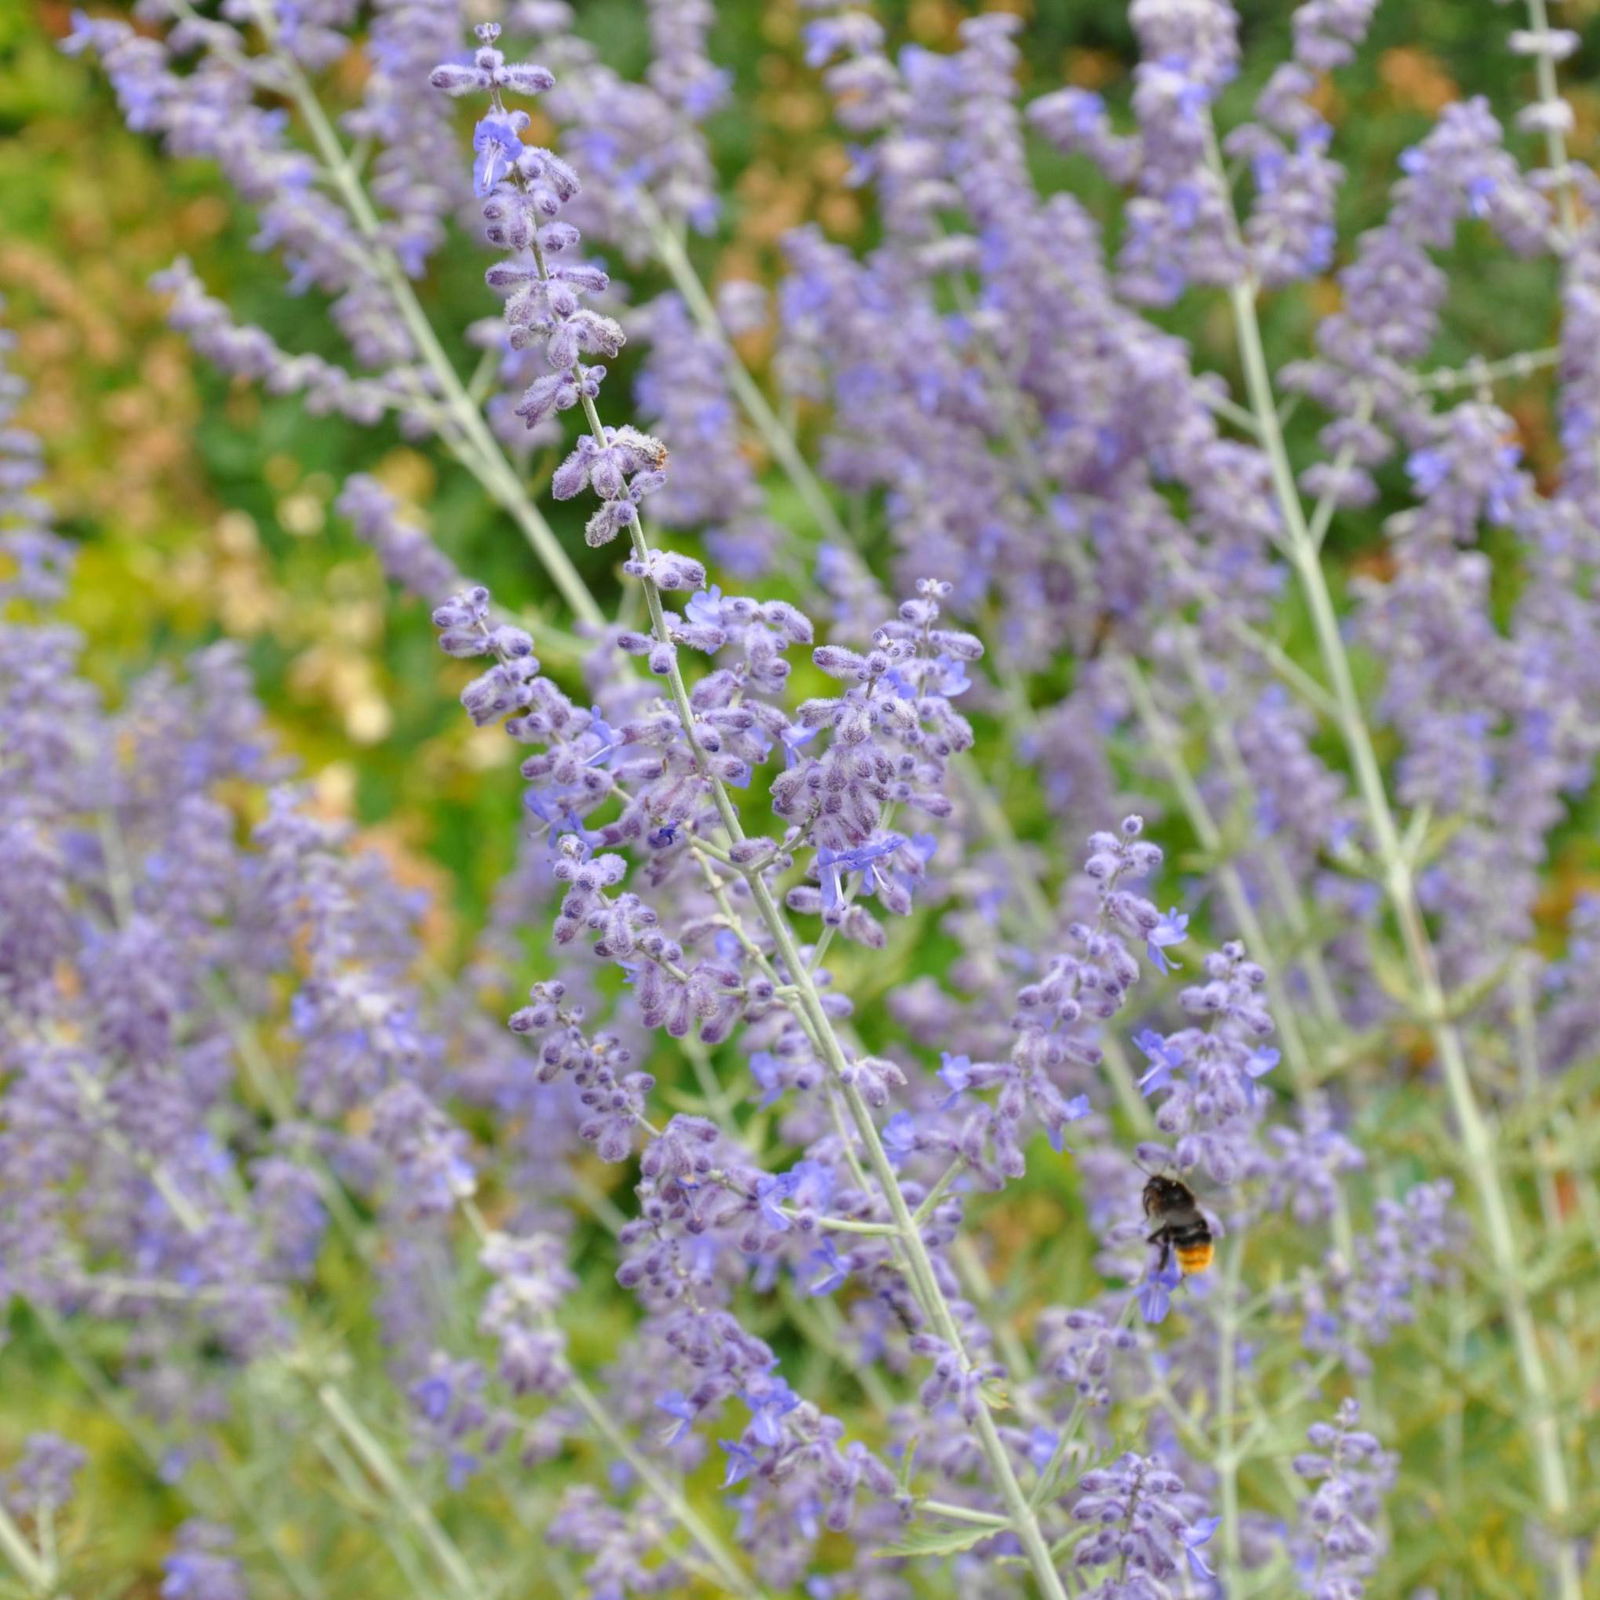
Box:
1143;1174;1214;1276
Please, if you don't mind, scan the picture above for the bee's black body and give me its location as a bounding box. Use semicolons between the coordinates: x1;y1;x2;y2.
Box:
1142;1174;1214;1276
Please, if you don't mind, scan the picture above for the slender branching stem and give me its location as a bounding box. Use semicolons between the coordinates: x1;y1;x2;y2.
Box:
1212;119;1578;1587
1411;345;1560;393
918;1500;1013;1529
1231;1352;1341;1464
316;1386;485;1600
640;199;850;553
0;1503;51;1599
454;1201;768;1598
909;1156;967;1230
1213;1236;1247;1589
313;1430;440;1598
562;1370;768;1600
1304;393;1372;555
1170;632;1344;1032
28;1304;327;1600
258;21;605;629
46;998;480;1600
553;353;1075;1595
1119;658;1335;1124
1027;1294;1141;1511
1521;0;1577;238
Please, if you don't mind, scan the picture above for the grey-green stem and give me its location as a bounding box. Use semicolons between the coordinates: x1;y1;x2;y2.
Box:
1209;119;1579;1594
0;1503;51;1599
640;198;851;555
256;13;605;630
549;317;1075;1592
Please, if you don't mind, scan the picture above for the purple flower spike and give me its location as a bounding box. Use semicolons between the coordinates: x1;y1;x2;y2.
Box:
1071;1454;1218;1589
161;1522;247;1600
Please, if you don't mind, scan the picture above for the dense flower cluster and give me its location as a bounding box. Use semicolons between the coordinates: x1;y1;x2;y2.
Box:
19;1;1600;1596
1290;1400;1396;1598
0;302;543;1570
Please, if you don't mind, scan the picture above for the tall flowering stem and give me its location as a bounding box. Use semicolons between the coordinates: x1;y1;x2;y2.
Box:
1518;0;1578;235
288;74;602;626
637;195;853;553
1203;114;1580;1598
436;29;1078;1595
452;1200;766;1600
149;0;608;631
